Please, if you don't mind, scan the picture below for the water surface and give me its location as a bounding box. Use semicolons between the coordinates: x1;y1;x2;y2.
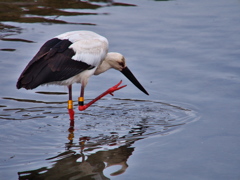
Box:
0;0;240;179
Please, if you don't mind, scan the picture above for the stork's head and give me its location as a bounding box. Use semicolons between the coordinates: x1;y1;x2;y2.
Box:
105;52;126;71
104;52;149;95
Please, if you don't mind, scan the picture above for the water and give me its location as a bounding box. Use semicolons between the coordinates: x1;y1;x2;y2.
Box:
0;0;240;179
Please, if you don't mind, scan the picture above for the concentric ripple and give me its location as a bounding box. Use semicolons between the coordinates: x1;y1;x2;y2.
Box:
0;96;199;149
0;96;199;179
71;98;199;149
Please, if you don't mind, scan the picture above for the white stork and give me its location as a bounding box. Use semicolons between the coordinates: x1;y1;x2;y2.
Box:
16;30;149;120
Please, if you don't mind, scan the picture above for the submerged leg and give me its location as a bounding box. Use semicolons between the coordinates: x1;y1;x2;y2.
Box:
78;80;127;111
67;85;74;120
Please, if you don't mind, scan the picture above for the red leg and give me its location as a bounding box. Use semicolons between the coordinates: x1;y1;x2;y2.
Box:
78;80;127;111
68;85;74;120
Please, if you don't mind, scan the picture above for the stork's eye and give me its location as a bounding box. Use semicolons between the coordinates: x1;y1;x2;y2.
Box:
118;62;124;67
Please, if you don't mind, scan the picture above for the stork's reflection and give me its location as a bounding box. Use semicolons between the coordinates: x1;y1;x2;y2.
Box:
18;119;140;180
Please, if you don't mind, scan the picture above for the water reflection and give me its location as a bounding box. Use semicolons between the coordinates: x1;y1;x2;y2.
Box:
0;0;137;52
0;96;198;179
18;145;134;180
0;0;136;24
18;120;135;180
0;23;23;46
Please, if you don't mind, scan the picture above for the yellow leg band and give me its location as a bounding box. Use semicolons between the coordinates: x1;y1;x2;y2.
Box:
78;97;84;106
68;133;74;141
68;100;73;109
78;97;84;102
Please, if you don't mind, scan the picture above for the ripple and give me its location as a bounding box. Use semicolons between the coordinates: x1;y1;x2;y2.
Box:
71;98;199;150
1;97;199;143
0;97;199;179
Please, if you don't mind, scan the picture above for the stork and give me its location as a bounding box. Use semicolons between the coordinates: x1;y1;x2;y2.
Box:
16;30;149;120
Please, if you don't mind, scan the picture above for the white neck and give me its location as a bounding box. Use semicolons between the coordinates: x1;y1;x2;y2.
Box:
94;60;111;75
94;52;124;75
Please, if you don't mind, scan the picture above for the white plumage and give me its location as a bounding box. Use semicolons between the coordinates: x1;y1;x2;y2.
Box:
55;31;109;87
17;30;148;120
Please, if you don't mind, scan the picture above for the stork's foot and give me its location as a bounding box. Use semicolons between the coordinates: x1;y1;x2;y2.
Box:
107;80;127;96
78;80;127;111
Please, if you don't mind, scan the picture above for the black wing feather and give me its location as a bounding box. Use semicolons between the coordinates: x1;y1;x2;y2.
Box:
17;38;94;89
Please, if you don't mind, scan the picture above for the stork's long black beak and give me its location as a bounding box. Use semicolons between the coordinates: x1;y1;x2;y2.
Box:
121;66;149;95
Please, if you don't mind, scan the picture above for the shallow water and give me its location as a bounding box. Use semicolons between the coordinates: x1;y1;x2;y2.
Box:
1;95;198;179
0;0;240;179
